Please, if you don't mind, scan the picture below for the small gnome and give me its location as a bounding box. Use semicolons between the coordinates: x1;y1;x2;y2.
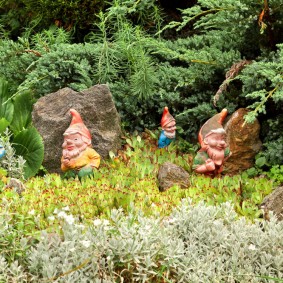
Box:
158;107;176;148
61;109;100;180
192;108;231;176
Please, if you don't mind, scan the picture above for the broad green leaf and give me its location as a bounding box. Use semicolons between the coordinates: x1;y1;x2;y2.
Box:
13;127;44;179
10;90;33;134
0;79;14;123
0;117;10;133
255;156;266;168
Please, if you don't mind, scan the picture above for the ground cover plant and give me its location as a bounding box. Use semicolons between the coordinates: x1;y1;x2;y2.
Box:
0;133;279;282
0;134;274;232
1;198;283;282
0;0;283;281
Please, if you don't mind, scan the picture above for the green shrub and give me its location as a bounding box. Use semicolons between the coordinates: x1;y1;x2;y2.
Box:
0;27;72;93
1;0;283;167
0;0;106;40
0;0;162;41
259;137;283;168
267;165;283;185
18;43;99;96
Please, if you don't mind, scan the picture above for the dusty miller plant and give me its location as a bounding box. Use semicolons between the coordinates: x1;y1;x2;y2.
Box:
0;129;25;179
7;201;281;282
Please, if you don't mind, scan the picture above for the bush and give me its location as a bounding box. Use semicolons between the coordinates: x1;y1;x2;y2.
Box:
0;0;283;167
0;0;107;41
1;200;283;282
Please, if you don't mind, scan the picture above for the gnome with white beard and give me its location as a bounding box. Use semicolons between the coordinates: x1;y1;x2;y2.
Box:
193;109;231;176
61;109;100;180
158;107;176;148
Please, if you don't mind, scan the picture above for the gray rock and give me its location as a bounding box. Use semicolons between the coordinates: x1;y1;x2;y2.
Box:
5;178;25;195
32;84;121;173
260;186;283;221
158;162;190;192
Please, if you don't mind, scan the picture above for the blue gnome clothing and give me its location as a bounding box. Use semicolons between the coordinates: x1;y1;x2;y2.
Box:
158;130;175;148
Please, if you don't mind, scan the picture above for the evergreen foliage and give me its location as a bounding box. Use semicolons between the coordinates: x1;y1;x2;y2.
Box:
0;0;282;166
238;45;283;123
0;0;106;40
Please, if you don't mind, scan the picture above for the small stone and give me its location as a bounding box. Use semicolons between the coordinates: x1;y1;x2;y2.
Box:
158;162;190;192
260;186;283;221
5;178;25;195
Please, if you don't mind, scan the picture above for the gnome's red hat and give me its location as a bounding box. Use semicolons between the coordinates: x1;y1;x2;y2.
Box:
64;109;91;140
198;108;228;148
161;107;175;128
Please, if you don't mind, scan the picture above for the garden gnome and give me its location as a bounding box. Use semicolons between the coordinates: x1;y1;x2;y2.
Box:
192;108;231;176
61;109;100;180
158;107;176;148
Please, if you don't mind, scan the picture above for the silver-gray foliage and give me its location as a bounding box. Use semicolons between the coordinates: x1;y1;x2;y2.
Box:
0;129;26;179
3;200;283;282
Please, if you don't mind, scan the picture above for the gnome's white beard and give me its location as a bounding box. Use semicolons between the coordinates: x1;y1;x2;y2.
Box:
164;130;176;139
62;144;88;160
207;147;225;166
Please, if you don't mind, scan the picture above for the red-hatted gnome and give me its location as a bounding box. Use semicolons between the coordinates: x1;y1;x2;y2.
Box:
158;107;176;148
61;109;100;180
192;108;231;176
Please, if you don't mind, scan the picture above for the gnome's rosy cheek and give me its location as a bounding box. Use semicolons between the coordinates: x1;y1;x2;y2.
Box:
164;120;176;132
67;133;84;148
204;137;217;147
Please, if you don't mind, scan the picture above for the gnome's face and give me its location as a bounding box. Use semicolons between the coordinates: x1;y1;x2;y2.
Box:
63;133;86;151
62;132;89;160
204;132;227;150
163;120;176;139
203;132;227;166
163;120;176;133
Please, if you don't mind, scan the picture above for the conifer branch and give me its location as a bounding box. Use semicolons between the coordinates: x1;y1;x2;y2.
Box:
183;7;235;25
250;85;278;117
23;49;42;57
214;60;252;106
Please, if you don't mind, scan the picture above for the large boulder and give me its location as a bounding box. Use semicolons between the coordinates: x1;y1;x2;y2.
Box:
224;108;262;174
32;84;122;173
158;162;190;192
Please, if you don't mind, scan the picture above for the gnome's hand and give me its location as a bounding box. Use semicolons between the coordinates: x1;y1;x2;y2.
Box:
63;158;75;168
205;159;215;171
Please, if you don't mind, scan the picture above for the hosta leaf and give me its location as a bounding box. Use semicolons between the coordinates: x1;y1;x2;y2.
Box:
10;90;33;134
0;79;14;123
0;117;10;134
13;127;44;178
